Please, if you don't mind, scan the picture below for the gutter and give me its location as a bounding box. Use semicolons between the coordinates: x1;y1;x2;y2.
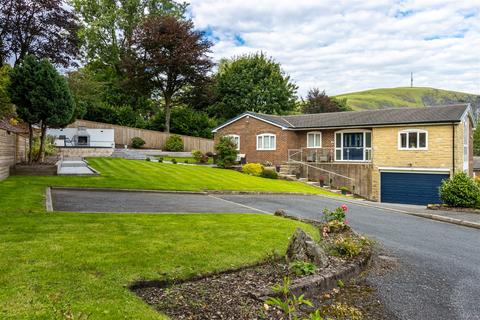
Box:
452;123;455;176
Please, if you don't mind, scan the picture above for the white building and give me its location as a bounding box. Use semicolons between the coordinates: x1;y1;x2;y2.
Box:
47;126;115;148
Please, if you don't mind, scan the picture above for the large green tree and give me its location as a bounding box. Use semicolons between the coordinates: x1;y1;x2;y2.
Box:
72;0;187;71
0;65;13;118
211;53;298;120
9;56;75;162
0;0;79;66
127;16;213;132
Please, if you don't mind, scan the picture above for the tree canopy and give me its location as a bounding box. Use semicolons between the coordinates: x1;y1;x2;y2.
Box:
9;55;75;162
127;15;213;132
211;53;298;120
0;0;79;66
301;88;350;114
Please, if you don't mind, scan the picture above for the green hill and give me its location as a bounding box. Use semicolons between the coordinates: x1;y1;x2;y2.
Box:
335;87;479;111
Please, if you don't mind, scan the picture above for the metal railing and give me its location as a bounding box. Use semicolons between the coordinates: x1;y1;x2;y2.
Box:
288;147;372;163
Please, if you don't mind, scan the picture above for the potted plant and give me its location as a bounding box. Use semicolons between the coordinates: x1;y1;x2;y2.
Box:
319;176;326;187
340;186;349;195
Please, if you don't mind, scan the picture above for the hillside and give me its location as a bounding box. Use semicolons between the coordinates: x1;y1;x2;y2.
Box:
334;87;479;111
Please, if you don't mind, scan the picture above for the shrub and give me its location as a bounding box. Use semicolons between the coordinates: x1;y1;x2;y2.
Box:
261;168;278;179
191;150;207;163
171;158;177;164
145;157;151;161
158;157;163;163
184;159;189;163
131;137;145;149
242;163;263;176
205;151;214;157
322;205;347;223
333;236;369;258
31;135;57;160
439;172;480;208
165;135;184;151
289;260;317;276
215;136;238;168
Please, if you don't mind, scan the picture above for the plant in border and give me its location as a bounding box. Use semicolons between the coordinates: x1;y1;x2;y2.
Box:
289;260;317;276
261;168;278;179
165;134;184;151
332;236;370;259
439;172;480;208
215;136;238;168
242;163;263;176
322;205;347;223
131;137;145;149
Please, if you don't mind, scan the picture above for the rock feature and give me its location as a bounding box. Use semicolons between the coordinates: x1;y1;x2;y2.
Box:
286;228;329;268
274;209;286;217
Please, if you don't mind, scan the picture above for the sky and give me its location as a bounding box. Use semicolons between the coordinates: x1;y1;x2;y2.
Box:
187;0;480;97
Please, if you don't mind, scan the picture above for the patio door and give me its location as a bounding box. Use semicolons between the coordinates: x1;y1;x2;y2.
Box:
343;133;364;160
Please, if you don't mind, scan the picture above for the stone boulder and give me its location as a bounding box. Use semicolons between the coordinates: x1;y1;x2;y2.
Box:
286;228;329;268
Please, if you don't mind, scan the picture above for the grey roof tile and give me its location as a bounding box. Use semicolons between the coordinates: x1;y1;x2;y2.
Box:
249;104;469;129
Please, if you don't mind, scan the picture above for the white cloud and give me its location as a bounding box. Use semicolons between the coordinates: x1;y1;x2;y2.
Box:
188;0;480;96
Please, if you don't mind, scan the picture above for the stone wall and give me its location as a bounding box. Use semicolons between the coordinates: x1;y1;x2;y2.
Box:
57;147;114;158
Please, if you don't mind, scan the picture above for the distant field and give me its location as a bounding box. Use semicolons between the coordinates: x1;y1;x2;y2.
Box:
335;87;478;111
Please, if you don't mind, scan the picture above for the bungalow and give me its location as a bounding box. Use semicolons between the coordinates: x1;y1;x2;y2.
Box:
213;104;475;205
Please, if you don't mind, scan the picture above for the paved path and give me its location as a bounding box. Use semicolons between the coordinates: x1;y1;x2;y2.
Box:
52;189;480;319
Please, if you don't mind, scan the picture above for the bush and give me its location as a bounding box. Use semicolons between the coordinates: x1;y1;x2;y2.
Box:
31;135;57;160
289;260;317;276
131;137;145;149
322;205;348;223
215;136;238;168
158;157;163;163
165;135;184;151
205;151;214;157
145;157;151;161
261;168;278;179
439;172;480;208
333;236;367;258
242;163;263;176
192;150;208;163
171;158;177;164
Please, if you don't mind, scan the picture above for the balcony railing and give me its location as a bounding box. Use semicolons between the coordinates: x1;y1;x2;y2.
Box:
288;147;372;163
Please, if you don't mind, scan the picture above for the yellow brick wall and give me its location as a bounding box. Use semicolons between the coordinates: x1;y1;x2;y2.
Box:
371;124;464;201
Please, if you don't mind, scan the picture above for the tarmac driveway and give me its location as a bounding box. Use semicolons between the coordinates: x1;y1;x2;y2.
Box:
51;189;480;320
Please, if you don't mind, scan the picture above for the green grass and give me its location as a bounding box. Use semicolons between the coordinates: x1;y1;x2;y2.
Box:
156;156;213;164
0;158;327;319
335;87;478;111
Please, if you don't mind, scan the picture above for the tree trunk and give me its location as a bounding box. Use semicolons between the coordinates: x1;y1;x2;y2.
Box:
36;122;47;163
27;123;33;165
164;95;172;133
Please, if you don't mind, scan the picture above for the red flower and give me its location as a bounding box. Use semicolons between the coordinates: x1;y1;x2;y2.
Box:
341;204;348;212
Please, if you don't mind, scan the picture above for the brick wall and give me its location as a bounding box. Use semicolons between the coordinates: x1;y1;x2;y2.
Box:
215;116;297;164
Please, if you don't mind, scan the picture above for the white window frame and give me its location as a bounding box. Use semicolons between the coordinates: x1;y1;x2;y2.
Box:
256;133;276;151
306;132;322;148
398;129;428;150
225;134;240;150
334;129;372;162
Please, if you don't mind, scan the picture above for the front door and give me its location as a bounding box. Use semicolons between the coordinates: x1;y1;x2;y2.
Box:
343;133;363;160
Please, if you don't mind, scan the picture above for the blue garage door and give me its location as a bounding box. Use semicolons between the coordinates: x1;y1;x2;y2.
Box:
381;172;450;205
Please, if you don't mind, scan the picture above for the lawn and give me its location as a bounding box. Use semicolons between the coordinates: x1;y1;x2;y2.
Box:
0;158;325;319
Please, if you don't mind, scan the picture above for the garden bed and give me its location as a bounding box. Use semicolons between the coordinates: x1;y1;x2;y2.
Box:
132;211;384;319
427;204;480;214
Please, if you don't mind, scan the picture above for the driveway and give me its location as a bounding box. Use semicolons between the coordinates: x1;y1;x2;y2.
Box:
52;189;480;320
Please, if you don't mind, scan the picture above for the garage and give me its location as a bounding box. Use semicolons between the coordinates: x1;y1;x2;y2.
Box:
380;171;450;205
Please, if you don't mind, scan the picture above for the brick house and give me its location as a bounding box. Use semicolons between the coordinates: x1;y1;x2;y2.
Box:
213;104;475;205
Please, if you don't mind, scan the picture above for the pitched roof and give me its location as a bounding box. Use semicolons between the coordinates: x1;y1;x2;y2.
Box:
212;104;470;132
0;118;29;134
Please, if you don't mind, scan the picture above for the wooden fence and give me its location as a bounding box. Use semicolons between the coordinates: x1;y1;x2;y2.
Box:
69;119;214;153
0;128;28;181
